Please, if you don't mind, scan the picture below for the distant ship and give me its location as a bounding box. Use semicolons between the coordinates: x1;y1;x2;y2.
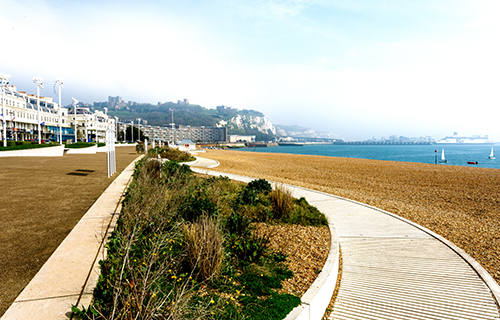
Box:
435;132;492;145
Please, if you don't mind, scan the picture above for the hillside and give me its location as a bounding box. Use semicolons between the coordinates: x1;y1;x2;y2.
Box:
93;102;276;141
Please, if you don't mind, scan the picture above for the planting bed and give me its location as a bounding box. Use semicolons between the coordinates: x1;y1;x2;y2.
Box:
77;156;329;319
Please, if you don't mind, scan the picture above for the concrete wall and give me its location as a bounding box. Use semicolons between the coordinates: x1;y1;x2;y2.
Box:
0;145;64;157
65;145;97;154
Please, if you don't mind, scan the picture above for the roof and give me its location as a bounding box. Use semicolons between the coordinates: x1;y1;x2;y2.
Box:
179;139;195;144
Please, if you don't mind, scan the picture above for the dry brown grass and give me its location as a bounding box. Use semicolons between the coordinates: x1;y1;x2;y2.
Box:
270;183;294;219
183;216;224;281
199;149;500;285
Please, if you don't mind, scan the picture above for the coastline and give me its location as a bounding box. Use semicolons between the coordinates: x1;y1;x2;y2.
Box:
200;149;500;286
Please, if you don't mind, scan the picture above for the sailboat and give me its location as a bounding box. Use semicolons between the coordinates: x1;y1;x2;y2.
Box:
438;148;447;163
488;147;495;160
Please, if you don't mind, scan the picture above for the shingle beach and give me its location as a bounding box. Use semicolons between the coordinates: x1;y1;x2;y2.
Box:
200;149;500;285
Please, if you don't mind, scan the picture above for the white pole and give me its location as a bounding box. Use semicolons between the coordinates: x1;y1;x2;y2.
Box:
137;118;141;142
56;79;63;144
72;97;78;143
0;73;9;147
33;77;43;144
85;113;88;142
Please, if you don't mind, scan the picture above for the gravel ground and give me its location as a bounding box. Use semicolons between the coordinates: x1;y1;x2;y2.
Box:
197;149;500;286
254;223;330;296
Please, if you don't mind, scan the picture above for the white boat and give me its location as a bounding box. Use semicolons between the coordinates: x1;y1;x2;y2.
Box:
439;148;447;163
488;147;495;160
436;132;492;145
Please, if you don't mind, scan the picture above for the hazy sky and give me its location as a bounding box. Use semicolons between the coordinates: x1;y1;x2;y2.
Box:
1;0;499;141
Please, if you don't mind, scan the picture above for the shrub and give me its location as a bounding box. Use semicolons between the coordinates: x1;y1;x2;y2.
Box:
285;197;329;226
269;184;293;220
179;196;218;222
183;216;224;281
156;147;196;162
247;179;272;194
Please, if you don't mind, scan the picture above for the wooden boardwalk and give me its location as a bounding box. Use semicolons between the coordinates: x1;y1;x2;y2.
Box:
191;166;500;320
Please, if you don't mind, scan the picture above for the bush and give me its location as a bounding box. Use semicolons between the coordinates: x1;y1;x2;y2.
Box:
154;147;196;162
179;196;218;222
247;179;272;194
286;197;329;226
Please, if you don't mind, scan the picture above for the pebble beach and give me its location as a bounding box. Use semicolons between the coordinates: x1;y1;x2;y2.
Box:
199;149;500;285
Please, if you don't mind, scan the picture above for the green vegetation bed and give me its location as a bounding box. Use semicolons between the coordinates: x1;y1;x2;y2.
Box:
149;146;196;162
0;141;60;151
74;153;327;319
64;142;96;149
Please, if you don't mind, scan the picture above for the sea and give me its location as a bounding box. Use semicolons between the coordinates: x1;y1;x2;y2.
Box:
237;144;500;170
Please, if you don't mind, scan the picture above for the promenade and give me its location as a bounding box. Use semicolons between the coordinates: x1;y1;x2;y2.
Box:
0;146;140;316
192;165;500;320
2;152;499;319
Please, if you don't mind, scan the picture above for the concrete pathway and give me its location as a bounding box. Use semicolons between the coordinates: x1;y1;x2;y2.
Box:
191;168;500;320
1;157;141;320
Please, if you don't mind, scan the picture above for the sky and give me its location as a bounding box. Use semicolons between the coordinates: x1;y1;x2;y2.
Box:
1;0;500;141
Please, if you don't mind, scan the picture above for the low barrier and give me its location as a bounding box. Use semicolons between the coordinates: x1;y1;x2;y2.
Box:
65;145;98;154
0;145;64;157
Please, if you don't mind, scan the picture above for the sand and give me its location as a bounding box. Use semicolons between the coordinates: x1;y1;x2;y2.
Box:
198;149;500;285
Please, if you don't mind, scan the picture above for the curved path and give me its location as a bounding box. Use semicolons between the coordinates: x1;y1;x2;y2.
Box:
191;164;500;320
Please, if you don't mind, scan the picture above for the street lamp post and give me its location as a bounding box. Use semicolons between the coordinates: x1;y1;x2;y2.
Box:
131;120;134;142
169;108;175;143
55;79;63;143
0;73;10;147
72;97;78;143
114;116;119;142
137;118;141;142
33;77;43;144
84;113;88;142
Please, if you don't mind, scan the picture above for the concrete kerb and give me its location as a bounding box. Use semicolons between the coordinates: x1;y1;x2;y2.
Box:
190;168;341;320
1;155;144;320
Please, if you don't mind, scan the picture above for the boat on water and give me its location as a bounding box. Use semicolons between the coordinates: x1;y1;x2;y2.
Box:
488;147;495;160
438;149;447;163
436;132;492;145
467;157;478;165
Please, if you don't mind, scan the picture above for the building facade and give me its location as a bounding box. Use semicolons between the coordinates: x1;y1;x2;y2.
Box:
1;82;116;143
135;124;227;143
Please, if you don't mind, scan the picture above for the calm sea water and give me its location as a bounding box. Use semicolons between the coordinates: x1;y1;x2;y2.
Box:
237;144;500;170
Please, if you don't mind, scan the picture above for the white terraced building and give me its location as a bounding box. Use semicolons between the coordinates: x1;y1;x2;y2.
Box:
1;82;116;143
71;107;116;143
138;124;227;143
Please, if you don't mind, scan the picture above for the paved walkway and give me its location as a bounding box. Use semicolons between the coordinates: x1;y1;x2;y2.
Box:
192;167;500;320
4;156;498;319
1;156;142;320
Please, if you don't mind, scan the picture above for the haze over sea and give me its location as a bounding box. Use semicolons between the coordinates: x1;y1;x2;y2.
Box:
238;144;500;170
